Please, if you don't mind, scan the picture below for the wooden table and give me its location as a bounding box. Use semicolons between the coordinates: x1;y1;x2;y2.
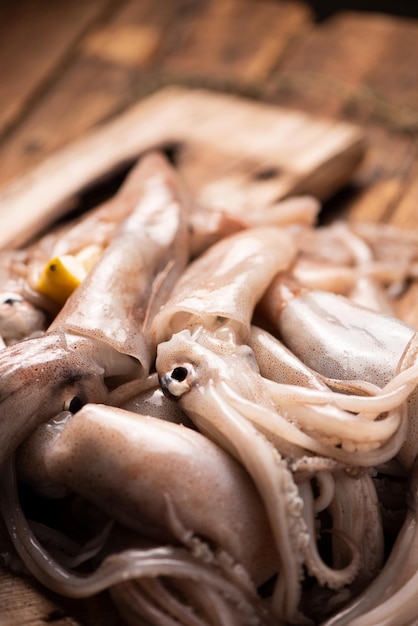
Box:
1;1;418;624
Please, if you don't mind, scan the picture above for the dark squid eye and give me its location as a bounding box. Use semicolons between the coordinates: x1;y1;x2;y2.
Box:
159;363;194;400
64;396;84;413
171;366;188;382
2;294;22;305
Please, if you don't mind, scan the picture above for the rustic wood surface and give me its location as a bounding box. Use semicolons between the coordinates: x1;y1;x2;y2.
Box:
0;86;364;249
1;1;418;624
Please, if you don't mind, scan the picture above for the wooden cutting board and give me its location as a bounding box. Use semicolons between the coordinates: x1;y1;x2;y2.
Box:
0;86;365;250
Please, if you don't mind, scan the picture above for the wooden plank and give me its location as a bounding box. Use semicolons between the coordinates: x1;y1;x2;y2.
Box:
387;161;418;231
267;12;418;121
0;86;364;250
0;0;313;188
161;0;313;86
266;12;418;224
0;0;203;187
172;92;364;211
0;0;112;137
78;0;208;70
386;160;418;327
346;126;416;223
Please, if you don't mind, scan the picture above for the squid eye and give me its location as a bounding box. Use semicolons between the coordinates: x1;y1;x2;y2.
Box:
63;396;84;413
159;364;194;400
2;293;23;306
171;366;188;382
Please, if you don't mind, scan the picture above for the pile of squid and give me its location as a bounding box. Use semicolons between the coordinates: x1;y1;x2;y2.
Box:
1;150;418;626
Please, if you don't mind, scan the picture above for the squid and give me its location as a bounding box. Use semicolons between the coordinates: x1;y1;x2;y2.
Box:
3;150;418;626
3;403;276;625
321;458;418;626
0;150;158;344
154;226;390;623
0;286;46;345
261;281;418;469
294;221;418;307
154;226;307;622
0;150;190;469
0;144;319;346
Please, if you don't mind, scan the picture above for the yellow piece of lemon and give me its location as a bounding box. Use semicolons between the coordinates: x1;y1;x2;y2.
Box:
37;254;88;306
37;244;102;306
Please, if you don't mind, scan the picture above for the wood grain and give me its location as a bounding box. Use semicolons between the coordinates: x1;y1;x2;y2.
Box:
0;86;364;250
161;0;313;85
266;11;418;224
0;0;206;187
0;0;113;138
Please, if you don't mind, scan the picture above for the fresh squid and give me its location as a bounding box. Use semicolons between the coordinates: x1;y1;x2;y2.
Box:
154;227;307;621
3;144;418;626
320;458;418;626
295;221;418;306
4;403;277;625
0;151;190;469
261;281;418;469
0;151;159;344
154;225;387;623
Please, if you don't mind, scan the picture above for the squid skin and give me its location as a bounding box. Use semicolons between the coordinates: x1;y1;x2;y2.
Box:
0;291;47;344
115;381;195;428
152;225;297;346
267;287;418;468
0;333;108;470
34;403;278;589
188;194;319;258
0;150;173;343
271;289;415;387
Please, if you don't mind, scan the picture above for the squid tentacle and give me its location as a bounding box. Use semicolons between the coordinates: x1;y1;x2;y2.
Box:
298;480;362;589
0;457;265;626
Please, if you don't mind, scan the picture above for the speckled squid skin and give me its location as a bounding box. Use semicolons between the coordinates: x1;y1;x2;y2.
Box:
152;225;297;346
276;290;415;387
274;289;418;469
0;332;108;469
40;403;278;588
